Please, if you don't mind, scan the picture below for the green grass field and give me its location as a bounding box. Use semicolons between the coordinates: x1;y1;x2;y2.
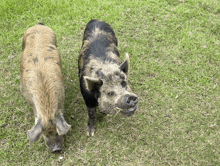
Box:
1;0;220;165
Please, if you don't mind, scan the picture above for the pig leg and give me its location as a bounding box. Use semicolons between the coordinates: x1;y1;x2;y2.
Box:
87;107;96;136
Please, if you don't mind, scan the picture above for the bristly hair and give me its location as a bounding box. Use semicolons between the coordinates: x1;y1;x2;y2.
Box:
21;24;64;128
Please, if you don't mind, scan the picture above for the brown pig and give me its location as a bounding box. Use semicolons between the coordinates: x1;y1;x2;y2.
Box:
20;23;71;152
78;19;138;136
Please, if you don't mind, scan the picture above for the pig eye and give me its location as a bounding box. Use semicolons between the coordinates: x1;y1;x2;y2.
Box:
121;81;127;88
107;91;115;96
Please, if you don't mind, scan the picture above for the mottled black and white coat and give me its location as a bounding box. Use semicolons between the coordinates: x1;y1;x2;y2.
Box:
78;19;138;136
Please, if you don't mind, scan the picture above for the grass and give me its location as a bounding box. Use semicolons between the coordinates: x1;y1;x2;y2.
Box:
0;0;220;165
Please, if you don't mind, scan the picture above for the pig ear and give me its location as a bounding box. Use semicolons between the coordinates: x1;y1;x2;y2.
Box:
83;76;103;91
56;114;71;135
119;53;129;75
27;119;43;143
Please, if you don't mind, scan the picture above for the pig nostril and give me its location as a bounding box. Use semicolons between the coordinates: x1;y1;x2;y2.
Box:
129;96;137;101
126;96;138;104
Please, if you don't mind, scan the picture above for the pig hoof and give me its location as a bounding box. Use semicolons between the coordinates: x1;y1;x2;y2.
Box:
87;126;96;136
87;131;95;136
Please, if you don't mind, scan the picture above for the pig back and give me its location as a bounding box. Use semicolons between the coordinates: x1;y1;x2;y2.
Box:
20;24;64;125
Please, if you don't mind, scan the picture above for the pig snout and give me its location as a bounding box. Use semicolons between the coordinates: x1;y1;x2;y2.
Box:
47;139;63;153
116;94;138;117
116;94;138;110
125;95;138;107
44;134;64;153
50;143;62;153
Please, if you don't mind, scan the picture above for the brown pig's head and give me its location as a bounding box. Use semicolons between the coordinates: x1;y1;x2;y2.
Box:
27;113;71;152
83;53;138;117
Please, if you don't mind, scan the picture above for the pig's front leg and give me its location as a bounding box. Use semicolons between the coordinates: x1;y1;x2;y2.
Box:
87;107;96;136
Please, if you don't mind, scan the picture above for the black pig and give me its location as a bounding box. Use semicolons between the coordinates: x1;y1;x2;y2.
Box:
78;19;138;136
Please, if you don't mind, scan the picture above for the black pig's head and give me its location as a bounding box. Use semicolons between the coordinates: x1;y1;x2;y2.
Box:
83;53;138;117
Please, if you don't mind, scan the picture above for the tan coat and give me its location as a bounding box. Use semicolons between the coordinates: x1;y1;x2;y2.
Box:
21;24;64;128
